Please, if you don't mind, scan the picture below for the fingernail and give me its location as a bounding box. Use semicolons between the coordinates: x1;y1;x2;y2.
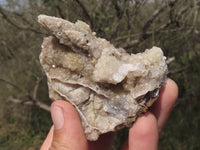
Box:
51;105;64;130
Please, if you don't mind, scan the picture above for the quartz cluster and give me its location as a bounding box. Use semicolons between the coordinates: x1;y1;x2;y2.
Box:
38;15;167;141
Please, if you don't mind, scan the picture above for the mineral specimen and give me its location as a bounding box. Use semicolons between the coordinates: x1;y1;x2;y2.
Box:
38;15;168;141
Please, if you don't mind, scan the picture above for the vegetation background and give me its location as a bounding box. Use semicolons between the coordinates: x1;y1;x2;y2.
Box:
0;0;199;149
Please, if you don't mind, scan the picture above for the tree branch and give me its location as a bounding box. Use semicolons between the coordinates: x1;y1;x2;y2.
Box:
109;0;127;40
169;65;190;74
0;78;21;91
33;76;44;101
74;0;93;28
142;2;169;34
121;39;140;49
140;1;178;41
55;0;65;19
121;19;171;49
7;96;50;112
0;39;15;59
166;56;175;64
118;1;178;50
0;7;45;35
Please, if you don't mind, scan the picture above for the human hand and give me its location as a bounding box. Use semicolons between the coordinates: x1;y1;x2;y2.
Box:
41;78;178;150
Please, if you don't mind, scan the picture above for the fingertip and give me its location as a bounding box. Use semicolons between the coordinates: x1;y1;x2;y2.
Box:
165;78;178;102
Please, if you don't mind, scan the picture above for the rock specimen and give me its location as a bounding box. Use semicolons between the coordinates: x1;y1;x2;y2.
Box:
38;15;168;141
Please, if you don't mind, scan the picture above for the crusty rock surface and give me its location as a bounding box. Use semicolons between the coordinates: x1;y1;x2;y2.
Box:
38;15;168;141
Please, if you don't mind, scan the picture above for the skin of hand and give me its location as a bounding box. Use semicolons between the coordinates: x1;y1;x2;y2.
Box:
41;78;178;150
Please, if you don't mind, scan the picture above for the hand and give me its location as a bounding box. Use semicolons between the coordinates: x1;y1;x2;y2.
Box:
41;78;178;150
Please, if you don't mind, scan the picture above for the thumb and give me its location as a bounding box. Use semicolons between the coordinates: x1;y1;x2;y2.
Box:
50;100;88;150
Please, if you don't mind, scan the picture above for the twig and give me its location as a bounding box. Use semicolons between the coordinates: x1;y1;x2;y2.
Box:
121;39;140;49
142;2;169;34
119;1;178;49
0;7;45;35
109;0;127;40
122;19;171;49
74;0;93;28
0;40;15;58
55;1;65;19
33;76;44;101
0;78;21;91
169;65;190;74
139;1;176;41
7;96;50;112
166;56;175;64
